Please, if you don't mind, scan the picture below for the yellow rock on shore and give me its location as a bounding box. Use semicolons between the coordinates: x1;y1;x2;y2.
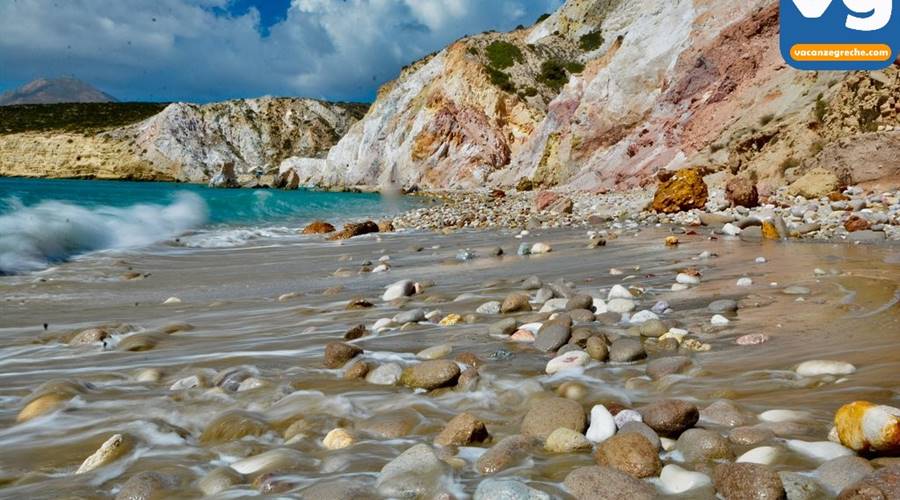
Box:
834;401;900;454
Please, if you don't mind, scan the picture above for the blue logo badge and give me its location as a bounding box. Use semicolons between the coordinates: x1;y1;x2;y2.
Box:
781;0;899;70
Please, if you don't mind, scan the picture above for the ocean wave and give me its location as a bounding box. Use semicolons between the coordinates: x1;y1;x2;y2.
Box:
0;192;208;274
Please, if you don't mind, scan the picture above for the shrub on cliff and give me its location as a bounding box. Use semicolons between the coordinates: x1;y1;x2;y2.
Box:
485;41;523;70
539;60;570;91
579;30;604;51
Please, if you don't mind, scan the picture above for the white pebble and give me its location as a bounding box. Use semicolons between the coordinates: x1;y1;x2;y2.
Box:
545;351;590;375
660;437;677;451
614;409;642;429
659;464;712;495
736;446;782;465
755;257;767;264
710;315;730;326
163;297;182;305
676;273;700;285
629;310;659;324
759;409;810;423
372;318;393;333
671;283;689;292
530;242;552;254
607;298;635;313
722;223;742;236
795;360;857;377
785;440;855;462
592;298;608;314
736;277;753;287
585;405;617;443
607;284;633;300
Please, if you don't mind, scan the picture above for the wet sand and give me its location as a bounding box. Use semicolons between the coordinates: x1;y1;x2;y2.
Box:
0;226;898;498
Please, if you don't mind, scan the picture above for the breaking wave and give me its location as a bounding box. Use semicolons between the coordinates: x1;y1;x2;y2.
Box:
0;192;208;274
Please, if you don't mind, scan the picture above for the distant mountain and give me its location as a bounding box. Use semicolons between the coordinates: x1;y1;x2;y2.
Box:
0;77;117;106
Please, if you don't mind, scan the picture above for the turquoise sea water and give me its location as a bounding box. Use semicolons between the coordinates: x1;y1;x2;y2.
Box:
0;178;417;274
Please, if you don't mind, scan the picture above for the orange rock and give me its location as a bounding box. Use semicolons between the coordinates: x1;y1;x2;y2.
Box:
17;393;71;422
665;236;679;246
761;221;780;240
378;220;395;233
651;168;709;214
835;401;900;453
301;220;336;234
844;215;870;232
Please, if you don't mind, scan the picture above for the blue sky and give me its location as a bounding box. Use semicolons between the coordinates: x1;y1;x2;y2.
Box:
0;0;563;103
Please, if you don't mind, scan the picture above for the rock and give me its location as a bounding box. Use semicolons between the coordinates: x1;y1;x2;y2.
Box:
759;409;810;423
762;220;782;240
378;220;395;233
535;191;561;211
594;432;661;478
545;350;590;374
417;344;452;360
545;427;592;453
489;318;518;336
531;242;552;254
477;301;502;314
365;363;403;385
677;428;734;463
609;338;646;363
563;466;656;500
848;230;886;242
400;360;460;390
69;327;110;346
660;464;713;495
711;314;730;326
727;176;760;208
607;298;636;313
709;299;739;313
476;435;536;474
357;410;419;438
394;308;425;324
198;467;244;496
630;310;659;324
586;336;609;361
647;356;692;380
324;342;362;369
639;319;667;337
585;405;617;444
714;463;785;500
844;215;871;232
638;399;699;437
343;360;370;380
796;360;856;377
200;410;271;445
16;391;73;422
474;478;550;500
534;320;571;352
438;314;462;326
434;412;490;446
786;439;855;462
383;280;416;301
162;296;181;305
521;397;586;440
501;293;532;313
344;324;367;340
115;471;179;500
299;480;376;500
516;178;534;192
208;162;239;188
737;333;770;346
652;168;709;214
332;220;379;239
301;220;336;234
676;273;701;285
780;471;827;500
702;400;752;427
323;428;355;450
665;236;680;246
816;456;874;494
730;426;776;446
837;465;900;499
607;285;633;300
834;401;900;454
76;434;134;474
567;295;594;311
789;167;842;199
376;444;445;498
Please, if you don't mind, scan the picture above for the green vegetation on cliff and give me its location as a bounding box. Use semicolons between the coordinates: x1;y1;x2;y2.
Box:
0;102;169;134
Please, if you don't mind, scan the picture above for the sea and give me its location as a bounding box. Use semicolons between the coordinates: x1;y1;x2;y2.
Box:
0;177;418;274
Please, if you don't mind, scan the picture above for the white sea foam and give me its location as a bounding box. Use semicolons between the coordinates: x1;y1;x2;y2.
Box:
0;192;208;274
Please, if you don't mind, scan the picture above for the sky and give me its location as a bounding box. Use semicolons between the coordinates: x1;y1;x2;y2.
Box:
0;0;564;103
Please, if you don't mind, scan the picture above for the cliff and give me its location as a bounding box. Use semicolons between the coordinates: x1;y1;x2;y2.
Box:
288;0;899;193
0;98;367;183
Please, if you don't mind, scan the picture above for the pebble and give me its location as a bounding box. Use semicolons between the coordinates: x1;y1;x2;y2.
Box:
637;399;700;437
434;412;490;446
476;301;501;314
416;344;452;360
736;277;753;287
476;435;536;474
365;363;403;385
530;242;552;254
593;432;661;478
162;297;181;305
607;285;633;300
614;409;643;429
779;471;827;500
324;342;362;369
400;360;460;390
383;280;416;301
198;467;243;496
756;256;767;264
563;466;656;500
534;320;571;352
676;428;734;462
815;455;874;494
545;427;592;453
438;314;462;326
786;439;855;462
376;444;445;498
606;298;635;313
501;293;532;313
585;336;609;361
393;308;425;324
795;360;856;377
737;446;783;465
676;273;701;285
736;333;769;345
759;409;810;423
834;401;900;453
723;223;742;236
473;478;550;500
322;428;355;450
609;338;646;363
629;310;659;324
659;464;712;495
837;465;900;498
230;448;312;475
372;318;393;333
521;397;586;440
713;463;785;500
545;350;590;374
783;285;811;296
646;356;692;380
710;314;730;326
76;434;133;474
585;405;617;443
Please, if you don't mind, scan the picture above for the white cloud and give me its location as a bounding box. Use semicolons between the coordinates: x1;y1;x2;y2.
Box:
0;0;563;103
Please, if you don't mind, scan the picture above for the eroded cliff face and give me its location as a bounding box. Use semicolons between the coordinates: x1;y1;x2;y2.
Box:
305;0;899;192
0;97;366;183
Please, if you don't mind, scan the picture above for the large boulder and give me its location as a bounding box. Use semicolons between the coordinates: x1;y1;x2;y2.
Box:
330;221;380;240
208;162;239;188
274;169;301;189
302;220;336;234
789;167;842;199
652;168;709;213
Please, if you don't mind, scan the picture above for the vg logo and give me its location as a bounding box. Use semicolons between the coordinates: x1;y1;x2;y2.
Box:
781;0;899;70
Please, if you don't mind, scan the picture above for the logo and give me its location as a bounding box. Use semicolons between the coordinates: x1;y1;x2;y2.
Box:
781;0;899;70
